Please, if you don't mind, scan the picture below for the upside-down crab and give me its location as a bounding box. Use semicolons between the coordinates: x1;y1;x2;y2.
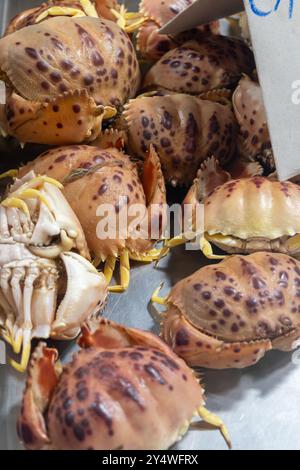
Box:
0;171;107;372
233;75;274;173
116;0;219;61
121;93;237;186
18;318;231;449
0;15;140;145
143;35;255;95
152;252;300;369
18;144;167;292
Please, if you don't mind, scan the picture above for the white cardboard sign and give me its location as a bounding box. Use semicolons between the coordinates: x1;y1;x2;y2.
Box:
160;0;300;181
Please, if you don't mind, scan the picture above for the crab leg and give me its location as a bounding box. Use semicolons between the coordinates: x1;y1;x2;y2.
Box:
151;283;168;306
108;250;130;293
198;407;232;449
10;328;32;373
2;197;30;217
0;267;17;337
0;206;10;238
35;7;86;23
111;6;145;32
31;264;57;339
0;169;18;180
129;248;165;263
200;236;227;260
104;256;117;285
10;266;26;353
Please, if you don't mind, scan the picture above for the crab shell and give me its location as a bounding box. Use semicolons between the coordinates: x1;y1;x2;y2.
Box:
162;252;300;369
19;145;166;260
233;75;274;172
1;171;89;260
136;0;219;61
202;177;300;255
143;35;255;95
0;16;140;145
18;319;206;450
123;94;237;186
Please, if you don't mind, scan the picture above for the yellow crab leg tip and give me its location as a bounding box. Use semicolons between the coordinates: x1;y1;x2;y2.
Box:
200;237;226;260
198;406;232;449
32;175;63;189
104;256;117;284
35;7;86;23
0;169;18;180
80;0;98;17
103;106;117;120
17;189;52;211
1;197;30;217
109;251;130;293
9;340;31;373
151;283;167;305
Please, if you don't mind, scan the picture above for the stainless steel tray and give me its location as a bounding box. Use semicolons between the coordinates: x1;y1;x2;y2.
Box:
1;0;300;451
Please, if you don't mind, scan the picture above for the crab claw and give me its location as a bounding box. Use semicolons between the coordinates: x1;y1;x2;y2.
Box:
17;342;60;449
51;252;108;339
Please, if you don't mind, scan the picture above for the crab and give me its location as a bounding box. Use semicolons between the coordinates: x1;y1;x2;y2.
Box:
233;75;274;173
0;172;108;372
4;0;100;35
160;159;300;259
121;93;237;186
152;252;300;369
18;144;167;292
116;0;219;61
0;15;140;145
17;318;231;449
142;35;255;95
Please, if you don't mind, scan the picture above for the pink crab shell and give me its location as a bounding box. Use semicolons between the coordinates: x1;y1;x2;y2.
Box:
162;252;300;369
137;0;219;61
0;16;140;144
123;93;237;186
143;35;254;94
18;319;205;450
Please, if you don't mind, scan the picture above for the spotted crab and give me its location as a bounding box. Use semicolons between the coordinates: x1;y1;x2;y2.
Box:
0;15;140;145
179;171;300;258
118;0;219;61
143;35;255;95
18;144;166;292
233;75;274;173
121;93;237;186
159;155;300;259
152;252;300;369
0;171;107;372
18;318;231;449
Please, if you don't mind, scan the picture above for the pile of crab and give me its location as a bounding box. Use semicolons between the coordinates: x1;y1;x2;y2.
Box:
0;0;298;452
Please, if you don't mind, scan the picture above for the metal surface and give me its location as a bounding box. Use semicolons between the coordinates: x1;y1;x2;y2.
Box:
0;0;300;451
